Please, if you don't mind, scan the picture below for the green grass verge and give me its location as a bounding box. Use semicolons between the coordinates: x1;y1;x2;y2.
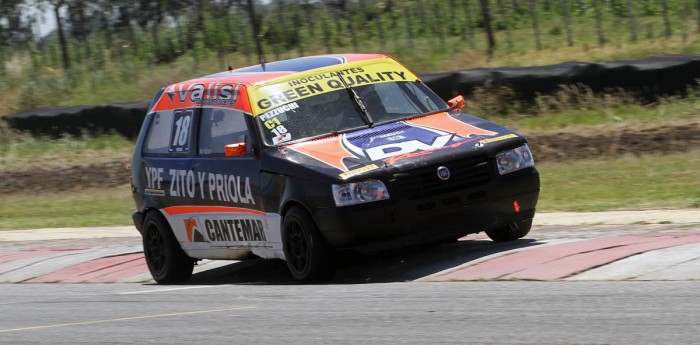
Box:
537;151;700;211
0;124;135;171
0;187;135;230
1;152;698;230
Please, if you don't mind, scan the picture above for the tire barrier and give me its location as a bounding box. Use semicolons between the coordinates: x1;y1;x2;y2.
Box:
3;55;699;138
421;54;700;103
2;100;151;139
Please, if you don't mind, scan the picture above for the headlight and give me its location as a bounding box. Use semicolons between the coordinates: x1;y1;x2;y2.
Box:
332;180;390;206
496;144;535;175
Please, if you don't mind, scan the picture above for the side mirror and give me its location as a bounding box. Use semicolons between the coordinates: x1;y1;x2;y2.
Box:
225;142;247;157
447;95;465;111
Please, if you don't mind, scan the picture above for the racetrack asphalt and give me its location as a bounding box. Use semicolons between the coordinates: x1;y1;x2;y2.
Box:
0;209;698;284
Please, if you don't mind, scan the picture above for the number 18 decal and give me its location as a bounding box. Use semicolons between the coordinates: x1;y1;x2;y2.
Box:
169;109;194;152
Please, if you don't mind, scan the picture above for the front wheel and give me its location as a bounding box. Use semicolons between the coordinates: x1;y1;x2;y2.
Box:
486;219;533;242
142;211;194;284
282;206;336;283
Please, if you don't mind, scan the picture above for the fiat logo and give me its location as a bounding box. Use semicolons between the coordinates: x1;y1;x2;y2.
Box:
437;166;451;181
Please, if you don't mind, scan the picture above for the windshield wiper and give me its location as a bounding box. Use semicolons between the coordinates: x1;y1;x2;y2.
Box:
339;77;374;127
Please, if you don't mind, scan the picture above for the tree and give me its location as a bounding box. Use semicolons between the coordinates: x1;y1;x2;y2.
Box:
0;0;32;47
48;0;71;70
243;0;265;65
478;0;496;55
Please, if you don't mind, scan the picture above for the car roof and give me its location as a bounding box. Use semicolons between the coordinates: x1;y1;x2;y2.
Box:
182;54;392;86
150;53;397;114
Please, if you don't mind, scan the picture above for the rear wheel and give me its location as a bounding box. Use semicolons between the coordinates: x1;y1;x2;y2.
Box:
143;211;194;284
486;219;533;242
282;206;336;283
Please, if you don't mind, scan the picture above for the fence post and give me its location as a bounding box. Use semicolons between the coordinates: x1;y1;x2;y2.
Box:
463;0;476;47
237;11;252;65
302;0;315;39
434;3;445;47
561;0;573;47
626;0;638;42
530;0;542;50
351;10;360;52
322;11;332;54
478;0;496;56
697;0;700;33
594;0;605;46
377;12;386;50
405;7;414;46
496;0;513;50
661;0;672;39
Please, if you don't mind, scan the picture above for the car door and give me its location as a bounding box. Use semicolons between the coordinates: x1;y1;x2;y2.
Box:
140;108;195;211
180;108;282;259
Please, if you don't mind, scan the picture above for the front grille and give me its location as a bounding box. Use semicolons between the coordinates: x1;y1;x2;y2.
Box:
393;156;491;200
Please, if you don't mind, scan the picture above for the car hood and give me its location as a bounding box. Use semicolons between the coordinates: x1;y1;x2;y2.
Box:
261;111;528;182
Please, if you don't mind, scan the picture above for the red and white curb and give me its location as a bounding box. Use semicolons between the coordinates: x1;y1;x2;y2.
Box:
421;232;700;282
2;231;700;283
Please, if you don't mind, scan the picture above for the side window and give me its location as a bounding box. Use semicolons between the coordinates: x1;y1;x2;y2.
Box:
143;109;195;156
198;108;249;156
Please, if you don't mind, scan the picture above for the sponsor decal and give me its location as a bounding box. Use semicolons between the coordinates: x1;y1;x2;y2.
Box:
339;164;379;179
478;134;518;145
249;60;418;115
184;218;206;242
144;167;254;204
272;133;292;145
182;217;267;243
289;113;499;171
383;138;479;165
203;218;267;243
258;102;300;121
145;188;166;196
164;207;278;253
260;103;296;144
166;82;243;106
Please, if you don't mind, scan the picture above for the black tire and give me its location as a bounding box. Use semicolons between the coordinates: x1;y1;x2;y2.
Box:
142;211;194;284
486;219;533;242
282;206;336;283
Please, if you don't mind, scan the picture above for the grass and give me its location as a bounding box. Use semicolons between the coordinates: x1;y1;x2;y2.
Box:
537;151;700;211
0;151;697;230
469;85;700;132
0;93;697;230
0;123;134;171
0;187;135;230
2;2;700;229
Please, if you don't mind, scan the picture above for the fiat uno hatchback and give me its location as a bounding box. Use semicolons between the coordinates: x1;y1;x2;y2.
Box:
131;54;540;283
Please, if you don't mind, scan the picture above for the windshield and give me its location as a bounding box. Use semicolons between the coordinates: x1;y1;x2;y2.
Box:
254;80;449;146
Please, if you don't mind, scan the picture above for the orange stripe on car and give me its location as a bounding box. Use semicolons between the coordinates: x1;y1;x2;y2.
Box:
407;112;498;138
162;206;267;216
288;136;354;172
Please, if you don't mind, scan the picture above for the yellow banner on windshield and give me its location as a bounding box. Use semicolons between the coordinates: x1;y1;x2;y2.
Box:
248;59;418;116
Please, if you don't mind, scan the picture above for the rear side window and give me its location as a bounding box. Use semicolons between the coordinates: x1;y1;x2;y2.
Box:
198;108;249;156
143;109;195;155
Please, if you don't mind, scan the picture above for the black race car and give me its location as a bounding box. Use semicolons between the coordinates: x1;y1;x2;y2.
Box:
131;54;540;283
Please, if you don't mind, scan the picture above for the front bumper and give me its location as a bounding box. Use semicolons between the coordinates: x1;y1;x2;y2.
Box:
313;167;540;252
